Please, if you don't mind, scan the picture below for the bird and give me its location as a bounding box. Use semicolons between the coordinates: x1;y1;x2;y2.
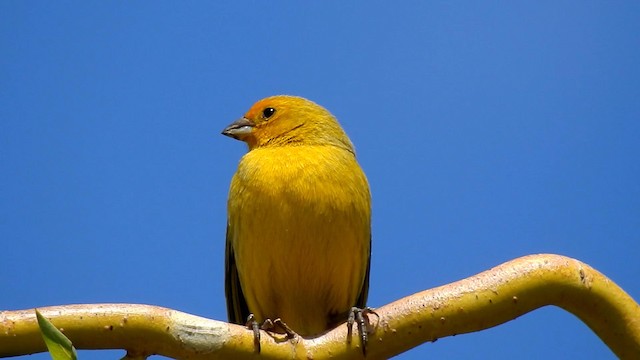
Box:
222;95;372;350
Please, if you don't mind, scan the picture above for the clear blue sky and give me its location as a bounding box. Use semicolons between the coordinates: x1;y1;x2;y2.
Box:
2;2;639;359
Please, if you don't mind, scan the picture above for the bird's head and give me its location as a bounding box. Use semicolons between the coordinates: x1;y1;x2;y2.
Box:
222;95;354;153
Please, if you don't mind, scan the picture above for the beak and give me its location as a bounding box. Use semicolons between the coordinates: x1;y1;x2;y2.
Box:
222;117;255;140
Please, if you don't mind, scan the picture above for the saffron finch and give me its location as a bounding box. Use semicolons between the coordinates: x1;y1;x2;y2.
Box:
222;95;372;346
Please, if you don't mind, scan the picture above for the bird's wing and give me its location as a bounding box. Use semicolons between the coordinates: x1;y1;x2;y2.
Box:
355;234;372;309
225;223;249;324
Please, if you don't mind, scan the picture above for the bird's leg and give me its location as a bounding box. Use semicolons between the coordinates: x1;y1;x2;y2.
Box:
347;307;379;355
245;314;261;353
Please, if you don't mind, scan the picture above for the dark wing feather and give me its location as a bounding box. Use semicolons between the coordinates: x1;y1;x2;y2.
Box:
225;223;249;324
355;234;372;309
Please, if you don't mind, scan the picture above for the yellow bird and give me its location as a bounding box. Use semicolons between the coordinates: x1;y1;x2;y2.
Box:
222;95;371;344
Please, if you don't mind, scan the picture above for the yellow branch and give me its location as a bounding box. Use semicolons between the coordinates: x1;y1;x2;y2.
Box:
1;254;638;359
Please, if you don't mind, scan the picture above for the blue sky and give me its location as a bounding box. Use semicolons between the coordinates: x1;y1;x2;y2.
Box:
2;2;639;359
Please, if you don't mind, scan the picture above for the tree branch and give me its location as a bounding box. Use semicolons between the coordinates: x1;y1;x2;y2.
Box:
1;254;638;359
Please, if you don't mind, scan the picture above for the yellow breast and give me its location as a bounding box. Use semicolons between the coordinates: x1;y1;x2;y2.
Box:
227;145;371;335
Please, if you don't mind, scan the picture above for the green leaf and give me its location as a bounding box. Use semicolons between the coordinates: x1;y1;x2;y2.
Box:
35;309;78;360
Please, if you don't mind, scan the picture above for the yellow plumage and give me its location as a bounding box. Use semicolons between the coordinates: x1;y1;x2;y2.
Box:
222;95;371;336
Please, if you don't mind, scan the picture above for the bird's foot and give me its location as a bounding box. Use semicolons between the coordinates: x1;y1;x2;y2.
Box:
347;306;379;355
246;314;298;353
245;314;262;353
262;317;297;339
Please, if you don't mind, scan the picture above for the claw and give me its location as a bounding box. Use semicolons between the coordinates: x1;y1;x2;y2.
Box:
245;314;261;353
272;318;296;339
347;307;379;355
245;315;298;353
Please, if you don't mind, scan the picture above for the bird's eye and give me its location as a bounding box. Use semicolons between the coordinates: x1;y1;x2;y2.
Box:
262;107;276;119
